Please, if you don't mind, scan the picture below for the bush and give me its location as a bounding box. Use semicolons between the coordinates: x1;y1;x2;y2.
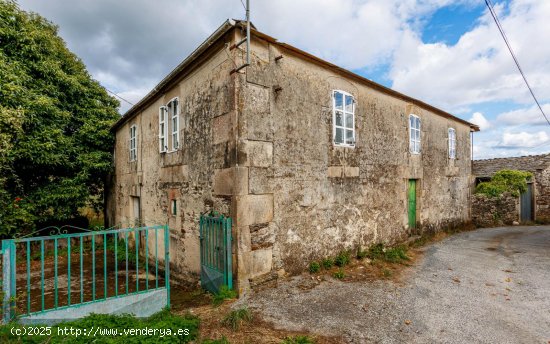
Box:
308;261;320;273
334;251;351;267
212;285;238;306
321;258;334;269
222;308;252;331
333;269;345;279
367;243;409;263
475;169;532;197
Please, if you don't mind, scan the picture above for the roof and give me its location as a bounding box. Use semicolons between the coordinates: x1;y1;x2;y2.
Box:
473;153;550;177
112;20;480;132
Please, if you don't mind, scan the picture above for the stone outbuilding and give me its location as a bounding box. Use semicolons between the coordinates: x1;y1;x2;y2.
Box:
473;154;550;223
106;20;479;293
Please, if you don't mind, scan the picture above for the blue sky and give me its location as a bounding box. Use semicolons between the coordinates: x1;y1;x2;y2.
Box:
17;0;550;159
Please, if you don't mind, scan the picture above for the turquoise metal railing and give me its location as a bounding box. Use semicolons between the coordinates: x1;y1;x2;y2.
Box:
1;225;170;322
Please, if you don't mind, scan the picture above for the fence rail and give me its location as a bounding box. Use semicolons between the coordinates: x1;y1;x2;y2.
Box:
1;225;170;322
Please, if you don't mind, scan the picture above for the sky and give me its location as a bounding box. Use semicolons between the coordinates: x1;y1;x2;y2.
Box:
16;0;550;159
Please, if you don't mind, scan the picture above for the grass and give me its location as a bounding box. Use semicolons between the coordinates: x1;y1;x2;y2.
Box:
321;258;334;269
282;335;316;344
334;250;351;267
222;308;253;331
367;243;409;263
212;285;238;306
333;269;345;279
201;337;230;344
0;309;199;343
308;262;320;273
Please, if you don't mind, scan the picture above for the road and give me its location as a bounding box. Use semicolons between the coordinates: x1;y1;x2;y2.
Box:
241;226;550;343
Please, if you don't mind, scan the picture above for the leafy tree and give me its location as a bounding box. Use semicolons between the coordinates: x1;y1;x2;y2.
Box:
0;1;120;237
475;169;532;198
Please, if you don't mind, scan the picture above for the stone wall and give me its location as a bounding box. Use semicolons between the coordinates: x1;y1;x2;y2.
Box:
473;154;550;220
471;193;519;227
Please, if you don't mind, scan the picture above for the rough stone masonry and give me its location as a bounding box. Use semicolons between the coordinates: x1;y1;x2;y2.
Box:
107;20;478;294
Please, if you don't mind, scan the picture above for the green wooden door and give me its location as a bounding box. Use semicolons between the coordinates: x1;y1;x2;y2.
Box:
408;180;416;228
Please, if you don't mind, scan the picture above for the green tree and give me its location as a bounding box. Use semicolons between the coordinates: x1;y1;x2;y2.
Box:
0;1;120;237
475;169;532;198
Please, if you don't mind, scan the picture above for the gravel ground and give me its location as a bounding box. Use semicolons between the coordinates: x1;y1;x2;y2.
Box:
237;226;550;343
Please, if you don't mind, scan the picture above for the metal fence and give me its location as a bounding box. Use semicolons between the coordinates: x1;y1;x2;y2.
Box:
1;225;170;322
199;214;232;294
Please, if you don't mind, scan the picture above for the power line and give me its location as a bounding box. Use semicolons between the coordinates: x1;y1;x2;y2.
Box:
104;87;135;107
484;0;550;126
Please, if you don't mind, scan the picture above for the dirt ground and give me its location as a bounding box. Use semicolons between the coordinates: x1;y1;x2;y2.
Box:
230;226;550;343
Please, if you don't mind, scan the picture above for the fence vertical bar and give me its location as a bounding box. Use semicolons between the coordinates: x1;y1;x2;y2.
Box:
92;234;96;302
80;236;83;304
54;238;58;309
145;229;149;291
26;241;30;314
135;228;139;292
125;231;128;295
115;232;118;297
2;240;13;322
103;233;107;299
155;228;158;289
164;225;170;308
40;240;44;312
67;238;71;306
11;241;15;316
226;218;233;290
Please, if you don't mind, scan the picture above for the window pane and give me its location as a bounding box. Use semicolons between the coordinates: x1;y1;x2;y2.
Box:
346;130;354;144
345;95;354;112
334;92;343;110
335;111;343;126
345;113;353;128
410;116;414;128
335;128;344;144
416;117;421;130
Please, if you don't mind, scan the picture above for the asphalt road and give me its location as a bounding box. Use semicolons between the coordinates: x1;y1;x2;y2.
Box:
242;226;550;343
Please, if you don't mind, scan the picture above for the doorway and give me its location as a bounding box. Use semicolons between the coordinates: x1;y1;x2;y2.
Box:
408;179;417;229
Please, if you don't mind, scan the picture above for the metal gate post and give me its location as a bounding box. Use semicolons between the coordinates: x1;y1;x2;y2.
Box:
225;218;233;290
164;225;170;308
2;240;14;323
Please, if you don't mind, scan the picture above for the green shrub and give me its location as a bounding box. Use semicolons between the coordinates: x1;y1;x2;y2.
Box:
321;257;334;269
334;251;351;267
475;169;532;197
356;248;368;260
308;261;320;273
222;308;253;331
383;246;409;263
212;285;238;306
282;335;316;344
333;269;345;279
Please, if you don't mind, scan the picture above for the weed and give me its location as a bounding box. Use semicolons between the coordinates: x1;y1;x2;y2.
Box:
383;246;409;263
367;243;385;260
282;335;316;344
334;250;351;267
382;268;392;277
309;261;320;273
202;337;230;344
333;269;345;279
212;285;238;306
222;307;253;331
356;248;368;260
321;257;334;269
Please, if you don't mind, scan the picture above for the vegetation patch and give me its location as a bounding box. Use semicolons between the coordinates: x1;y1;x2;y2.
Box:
222;307;253;331
475;169;532;198
308;261;320;273
282;335;316;344
333;269;345;279
321;258;334;269
334;251;351;267
367;243;409;263
212;285;238;307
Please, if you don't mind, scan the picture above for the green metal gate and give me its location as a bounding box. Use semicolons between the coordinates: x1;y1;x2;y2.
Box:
1;225;170;324
408;179;417;229
199;213;232;294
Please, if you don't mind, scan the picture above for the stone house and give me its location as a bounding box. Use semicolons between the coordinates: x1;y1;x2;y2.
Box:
473;154;550;223
107;20;479;293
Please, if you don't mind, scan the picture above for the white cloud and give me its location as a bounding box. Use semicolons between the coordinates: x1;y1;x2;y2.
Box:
499;131;549;148
469;112;491;130
390;0;550;111
496;103;550;126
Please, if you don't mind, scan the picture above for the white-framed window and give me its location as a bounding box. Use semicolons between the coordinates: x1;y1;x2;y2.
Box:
448;128;456;159
129;124;137;161
159;106;167;152
409;114;421;154
332;90;355;146
159;97;180;153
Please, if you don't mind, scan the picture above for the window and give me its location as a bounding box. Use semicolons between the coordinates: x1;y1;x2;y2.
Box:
448;128;456;159
171;199;177;216
409;114;421;154
159;98;180;153
129;124;137;161
332;90;355;146
159;106;167;152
